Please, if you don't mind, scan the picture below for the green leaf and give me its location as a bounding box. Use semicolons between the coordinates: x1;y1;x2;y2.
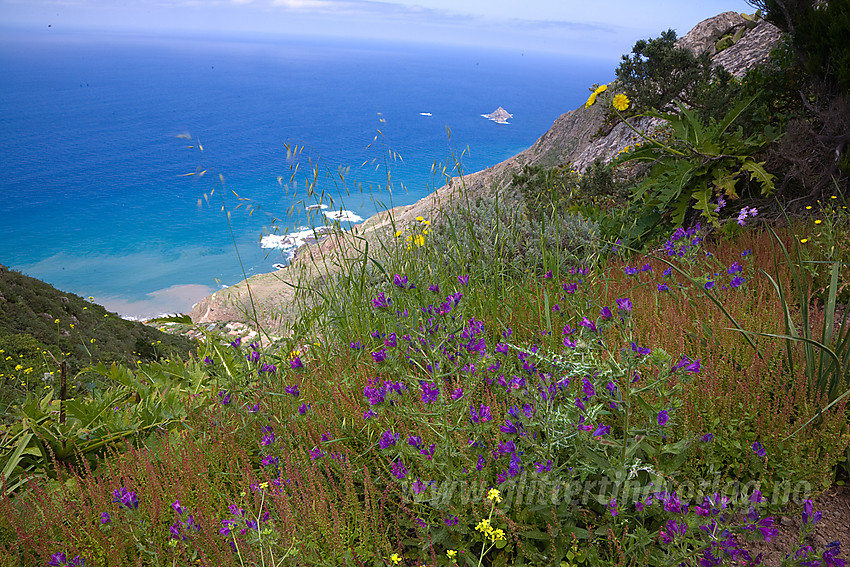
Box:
741;160;776;195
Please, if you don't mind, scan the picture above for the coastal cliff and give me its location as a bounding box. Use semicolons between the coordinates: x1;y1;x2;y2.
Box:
190;12;781;332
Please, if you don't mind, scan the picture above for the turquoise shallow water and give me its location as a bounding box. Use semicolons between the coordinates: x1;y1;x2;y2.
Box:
0;29;612;317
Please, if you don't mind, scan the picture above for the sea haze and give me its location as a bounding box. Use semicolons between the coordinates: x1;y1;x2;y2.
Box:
0;29;612;318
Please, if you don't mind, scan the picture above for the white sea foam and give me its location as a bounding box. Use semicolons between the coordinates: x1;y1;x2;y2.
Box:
323;209;363;222
260;226;333;259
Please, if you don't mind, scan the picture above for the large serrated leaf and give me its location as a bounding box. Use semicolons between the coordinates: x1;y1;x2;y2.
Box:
741;160;776;195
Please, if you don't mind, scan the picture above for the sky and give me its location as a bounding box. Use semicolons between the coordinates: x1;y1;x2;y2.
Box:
1;0;757;59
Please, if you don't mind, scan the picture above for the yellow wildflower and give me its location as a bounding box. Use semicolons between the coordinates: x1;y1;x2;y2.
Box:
489;528;506;542
800;238;809;243
415;216;424;222
394;229;403;238
814;219;822;224
389;553;402;565
414;234;425;247
15;364;23;371
475;518;492;535
447;550;457;559
830;195;837;199
806;205;812;210
612;93;630;111
54;319;60;324
487;488;502;503
584;84;607;108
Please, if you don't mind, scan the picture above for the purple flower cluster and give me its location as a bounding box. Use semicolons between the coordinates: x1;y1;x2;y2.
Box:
112;487;139;510
49;554;85;567
664;223;703;258
169;500;200;542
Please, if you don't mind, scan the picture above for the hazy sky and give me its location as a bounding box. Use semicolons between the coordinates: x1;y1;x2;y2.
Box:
2;0;757;58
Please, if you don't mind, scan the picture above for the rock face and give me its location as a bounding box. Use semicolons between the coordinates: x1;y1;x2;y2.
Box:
190;12;783;330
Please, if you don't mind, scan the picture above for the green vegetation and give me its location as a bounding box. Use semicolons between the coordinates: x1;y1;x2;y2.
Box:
1;12;849;567
0;266;197;412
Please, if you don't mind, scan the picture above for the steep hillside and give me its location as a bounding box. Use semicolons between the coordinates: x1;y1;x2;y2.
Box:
0;264;197;405
189;11;782;331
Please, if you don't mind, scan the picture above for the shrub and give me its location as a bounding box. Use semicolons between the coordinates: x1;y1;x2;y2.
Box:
614;29;714;114
428;196;601;279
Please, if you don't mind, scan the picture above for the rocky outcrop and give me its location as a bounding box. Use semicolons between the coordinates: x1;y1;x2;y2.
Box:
190;12;784;330
483;106;513;124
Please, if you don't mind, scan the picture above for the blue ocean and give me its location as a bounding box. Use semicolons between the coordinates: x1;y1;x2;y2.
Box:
0;29;612;318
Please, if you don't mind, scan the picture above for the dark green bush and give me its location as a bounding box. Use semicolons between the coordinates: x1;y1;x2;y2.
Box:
615;29;715;113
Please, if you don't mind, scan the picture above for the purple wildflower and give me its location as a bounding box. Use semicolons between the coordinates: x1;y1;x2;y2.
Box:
420;382;439;404
592;424;611;437
112;487;139;510
284;385;300;397
753;441;767;457
451;387;464;400
363;408;377;419
100;512;111;524
218;390;231;405
802;500;823;525
371;293;391;309
500;419;521;435
600;306;613;319
290;356;304;369
379;430;399;449
458;274;469;286
615;297;632;313
578;317;597;333
658;409;669;427
582;377;596;398
371;349;387;363
391;459;408;480
310;447;324;460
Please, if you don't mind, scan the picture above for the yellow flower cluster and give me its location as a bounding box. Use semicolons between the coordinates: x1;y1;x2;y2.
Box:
474;518;506;543
395;216;430;250
585;84;608;108
487;488;502;503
